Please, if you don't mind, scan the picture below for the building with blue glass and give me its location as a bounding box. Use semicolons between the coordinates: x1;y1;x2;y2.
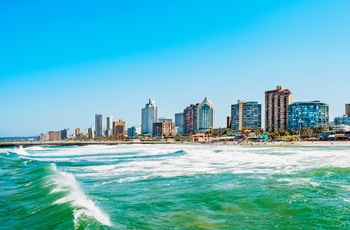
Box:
197;97;215;132
288;101;329;131
334;116;350;126
231;100;261;131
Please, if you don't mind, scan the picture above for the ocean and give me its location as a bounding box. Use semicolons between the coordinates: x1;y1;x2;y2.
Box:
1;144;349;229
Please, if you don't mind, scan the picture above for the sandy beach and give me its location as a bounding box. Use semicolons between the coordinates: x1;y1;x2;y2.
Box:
214;140;350;147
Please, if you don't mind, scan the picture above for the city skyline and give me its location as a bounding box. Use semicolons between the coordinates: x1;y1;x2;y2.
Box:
1;1;350;136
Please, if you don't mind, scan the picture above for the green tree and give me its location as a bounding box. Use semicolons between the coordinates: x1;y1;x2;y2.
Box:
300;128;312;138
312;126;324;136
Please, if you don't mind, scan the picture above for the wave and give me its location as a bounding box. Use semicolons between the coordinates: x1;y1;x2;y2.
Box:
0;152;112;229
49;164;112;227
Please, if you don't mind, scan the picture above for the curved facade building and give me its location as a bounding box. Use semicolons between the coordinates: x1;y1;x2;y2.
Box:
197;97;215;132
288;101;329;131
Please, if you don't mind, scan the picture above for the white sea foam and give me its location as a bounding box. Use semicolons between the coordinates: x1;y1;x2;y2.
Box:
14;146;30;156
25;146;44;151
71;144;350;182
49;164;112;227
28;144;350;183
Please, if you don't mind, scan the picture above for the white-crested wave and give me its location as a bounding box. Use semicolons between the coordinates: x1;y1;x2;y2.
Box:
25;146;45;151
25;144;350;183
49;164;112;227
13;146;30;156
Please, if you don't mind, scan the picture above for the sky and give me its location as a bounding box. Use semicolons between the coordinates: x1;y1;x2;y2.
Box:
1;0;350;137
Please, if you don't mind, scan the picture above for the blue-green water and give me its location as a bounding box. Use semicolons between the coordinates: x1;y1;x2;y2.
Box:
1;144;350;229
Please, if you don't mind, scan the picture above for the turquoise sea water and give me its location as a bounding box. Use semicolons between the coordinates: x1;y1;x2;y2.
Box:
1;144;350;229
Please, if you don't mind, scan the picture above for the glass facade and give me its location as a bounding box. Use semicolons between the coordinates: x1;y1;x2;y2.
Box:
197;97;215;132
334;116;350;126
95;114;103;137
141;98;158;135
288;101;329;131
231;100;261;131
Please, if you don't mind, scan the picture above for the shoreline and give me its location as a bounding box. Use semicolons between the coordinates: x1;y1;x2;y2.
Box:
1;140;350;148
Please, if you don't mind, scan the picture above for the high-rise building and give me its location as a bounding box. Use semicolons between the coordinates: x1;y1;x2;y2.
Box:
265;86;293;132
105;116;114;137
175;113;184;127
153;121;177;138
75;128;80;137
183;103;198;134
141;98;158;135
197;97;215;132
61;128;69;140
88;127;95;139
346;104;350;117
48;131;61;141
231;100;261;131
113;119;125;136
95;114;103;137
175;112;184;134
288;101;329;131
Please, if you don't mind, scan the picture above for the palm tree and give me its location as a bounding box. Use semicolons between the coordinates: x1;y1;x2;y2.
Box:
312;126;324;136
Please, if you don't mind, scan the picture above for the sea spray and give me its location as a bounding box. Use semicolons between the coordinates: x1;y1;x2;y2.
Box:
49;164;112;227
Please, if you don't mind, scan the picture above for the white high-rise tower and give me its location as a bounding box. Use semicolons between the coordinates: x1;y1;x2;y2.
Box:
141;98;158;135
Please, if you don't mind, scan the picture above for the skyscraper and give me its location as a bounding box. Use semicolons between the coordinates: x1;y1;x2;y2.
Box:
288;101;329;131
141;98;158;135
197;97;215;132
95;114;103;137
106;116;114;137
88;127;95;139
265;86;293;132
183;104;198;134
231;100;261;131
61;128;69;140
175;112;184;134
75;128;80;137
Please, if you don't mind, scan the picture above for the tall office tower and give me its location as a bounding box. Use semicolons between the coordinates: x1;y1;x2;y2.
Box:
175;112;184;134
346;104;350;117
197;97;215;132
106;116;113;131
141;98;158;135
61;128;69;140
88;127;95;139
288;101;329;131
175;113;184;127
95;114;103;137
183;103;199;134
113;119;126;135
265;86;293;132
231;100;262;131
75;128;80;137
106;116;114;137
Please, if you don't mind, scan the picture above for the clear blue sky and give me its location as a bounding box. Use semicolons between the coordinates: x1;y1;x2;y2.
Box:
1;0;349;136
